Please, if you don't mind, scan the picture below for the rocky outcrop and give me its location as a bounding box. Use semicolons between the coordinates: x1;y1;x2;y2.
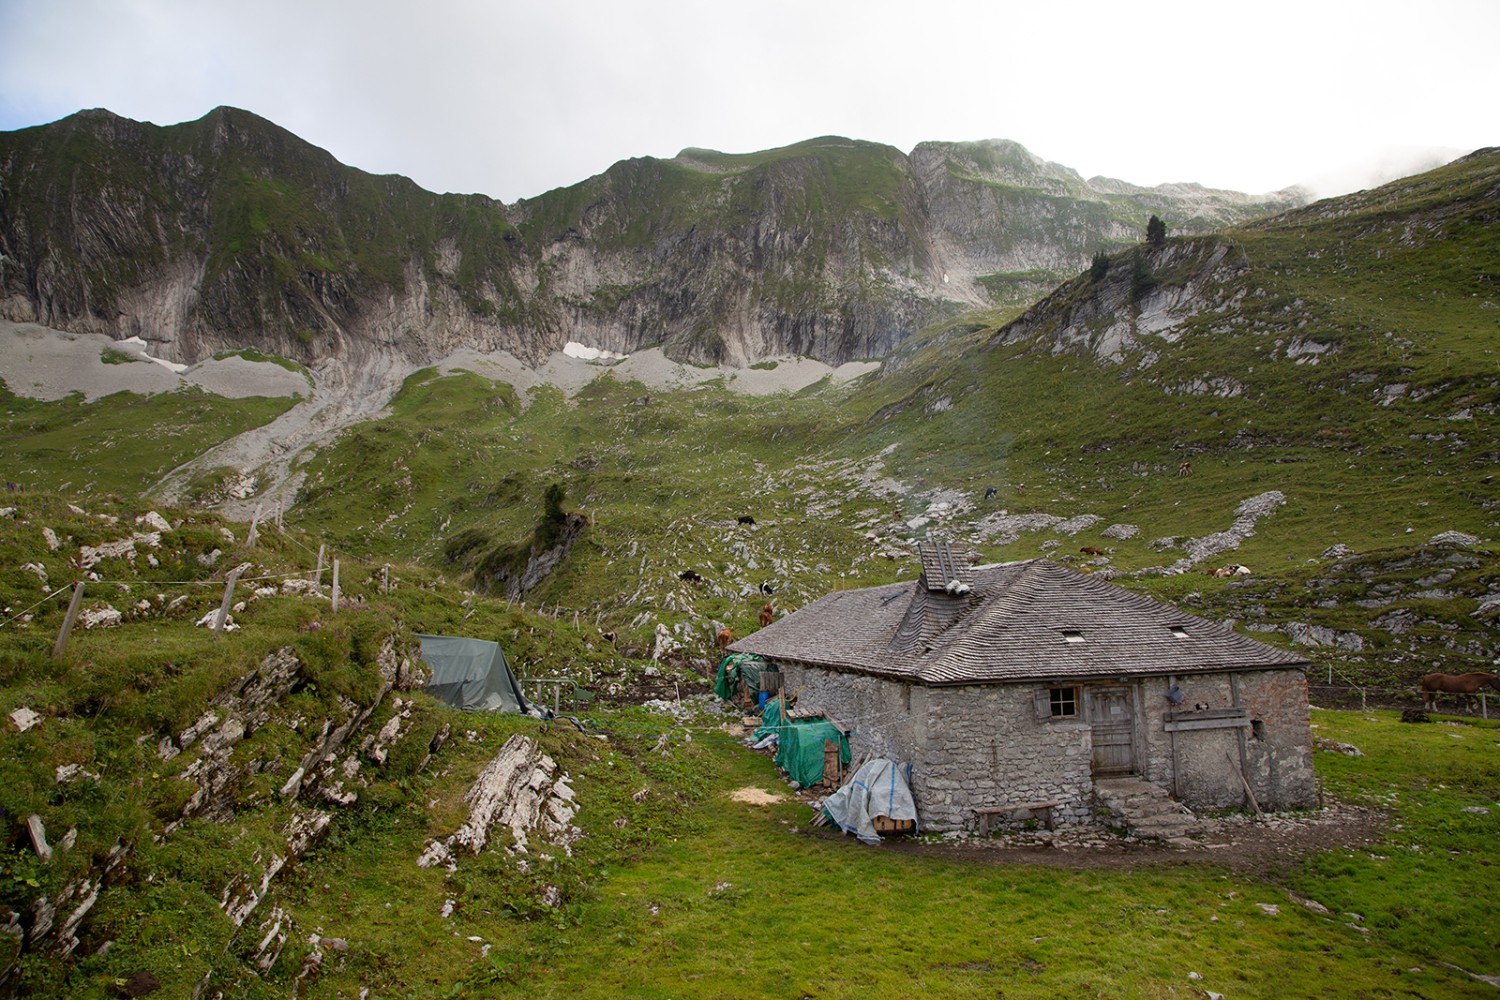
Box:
11;636;431;971
417;734;581;868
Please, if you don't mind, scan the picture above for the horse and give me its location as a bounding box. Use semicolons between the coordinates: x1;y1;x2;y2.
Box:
1420;671;1500;711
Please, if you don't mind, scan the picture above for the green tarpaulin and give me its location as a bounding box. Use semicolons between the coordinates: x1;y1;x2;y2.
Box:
753;697;849;787
775;719;849;788
417;634;539;715
714;653;767;701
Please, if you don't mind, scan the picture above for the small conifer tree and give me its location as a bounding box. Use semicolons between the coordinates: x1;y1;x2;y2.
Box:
1146;215;1167;247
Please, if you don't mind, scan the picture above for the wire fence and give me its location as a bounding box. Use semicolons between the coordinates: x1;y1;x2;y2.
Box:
1309;682;1494;718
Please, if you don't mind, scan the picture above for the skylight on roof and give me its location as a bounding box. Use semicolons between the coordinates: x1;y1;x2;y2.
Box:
1169;625;1190;639
1061;629;1084;643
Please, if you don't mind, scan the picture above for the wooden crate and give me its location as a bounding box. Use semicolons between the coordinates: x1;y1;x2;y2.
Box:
872;815;915;835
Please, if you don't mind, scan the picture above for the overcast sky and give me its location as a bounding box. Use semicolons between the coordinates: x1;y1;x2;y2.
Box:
0;0;1492;204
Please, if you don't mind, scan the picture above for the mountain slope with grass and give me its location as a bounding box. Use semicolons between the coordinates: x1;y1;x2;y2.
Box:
279;150;1495;682
1;133;1498;999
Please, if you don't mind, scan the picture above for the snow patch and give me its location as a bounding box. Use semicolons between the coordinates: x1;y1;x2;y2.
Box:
563;342;629;362
121;336;188;373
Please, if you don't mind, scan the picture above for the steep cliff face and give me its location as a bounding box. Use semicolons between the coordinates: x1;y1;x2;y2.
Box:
0;108;544;367
0;108;1302;369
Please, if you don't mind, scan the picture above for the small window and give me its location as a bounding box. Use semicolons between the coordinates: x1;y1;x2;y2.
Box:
1049;686;1079;718
1169;625;1189;639
1061;629;1084;643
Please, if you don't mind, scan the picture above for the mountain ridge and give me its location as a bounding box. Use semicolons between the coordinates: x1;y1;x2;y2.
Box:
0;106;1302;372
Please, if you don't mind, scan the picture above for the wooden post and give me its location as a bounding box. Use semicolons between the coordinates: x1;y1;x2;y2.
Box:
214;565;245;635
246;503;263;548
331;560;341;612
382;565;389;595
313;544;325;585
51;581;86;660
1482;692;1489;720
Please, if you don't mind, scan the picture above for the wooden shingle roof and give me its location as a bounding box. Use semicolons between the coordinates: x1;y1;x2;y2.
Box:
728;558;1308;685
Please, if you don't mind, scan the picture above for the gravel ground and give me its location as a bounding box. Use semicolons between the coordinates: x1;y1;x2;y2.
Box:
0;320;309;400
437;346;878;401
2;322;879;516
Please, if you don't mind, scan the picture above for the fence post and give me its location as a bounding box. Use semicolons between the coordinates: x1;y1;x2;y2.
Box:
51;581;86;660
332;560;341;612
313;544;325;586
246;503;263;548
382;565;389;595
214;565;245;635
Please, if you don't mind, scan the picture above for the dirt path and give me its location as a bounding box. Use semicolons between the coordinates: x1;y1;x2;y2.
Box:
813;803;1387;878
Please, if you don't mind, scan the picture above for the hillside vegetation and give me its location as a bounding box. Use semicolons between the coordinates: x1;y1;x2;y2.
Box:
0;134;1496;996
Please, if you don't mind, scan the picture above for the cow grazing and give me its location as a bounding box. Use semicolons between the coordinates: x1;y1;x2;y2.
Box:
737;515;756;525
759;603;775;627
1080;546;1106;557
1178;461;1193;476
759;581;775;596
679;570;704;584
983;486;998;500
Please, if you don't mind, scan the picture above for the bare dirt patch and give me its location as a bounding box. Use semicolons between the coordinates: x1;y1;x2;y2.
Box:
730;787;786;805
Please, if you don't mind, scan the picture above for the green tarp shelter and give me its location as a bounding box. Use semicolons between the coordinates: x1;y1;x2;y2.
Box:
714;653;768;702
776;718;850;788
417;634;539;715
753;698;850;787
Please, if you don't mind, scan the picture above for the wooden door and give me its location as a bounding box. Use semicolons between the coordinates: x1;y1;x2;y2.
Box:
1087;685;1136;775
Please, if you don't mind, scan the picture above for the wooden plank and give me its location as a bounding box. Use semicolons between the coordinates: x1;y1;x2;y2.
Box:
1165;707;1247;723
1165;717;1252;732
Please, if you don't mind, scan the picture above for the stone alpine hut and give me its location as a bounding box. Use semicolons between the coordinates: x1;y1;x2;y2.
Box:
729;544;1316;833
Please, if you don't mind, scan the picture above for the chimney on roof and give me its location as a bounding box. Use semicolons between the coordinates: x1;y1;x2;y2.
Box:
890;540;975;656
917;540;972;596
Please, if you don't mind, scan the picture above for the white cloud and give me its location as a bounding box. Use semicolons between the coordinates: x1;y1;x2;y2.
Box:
1;0;1493;202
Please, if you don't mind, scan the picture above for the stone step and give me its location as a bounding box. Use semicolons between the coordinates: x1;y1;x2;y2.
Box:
1092;777;1197;840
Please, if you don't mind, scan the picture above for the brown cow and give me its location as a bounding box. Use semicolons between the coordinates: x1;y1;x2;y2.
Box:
1080;546;1106;557
716;627;734;652
759;603;775;628
1420;671;1500;711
